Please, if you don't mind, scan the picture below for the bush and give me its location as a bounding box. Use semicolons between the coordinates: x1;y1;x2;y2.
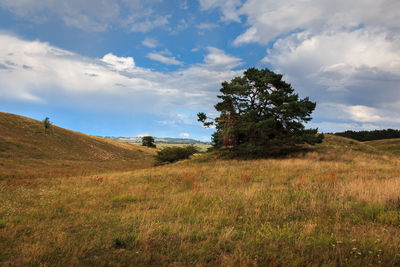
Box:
43;117;52;135
155;145;198;164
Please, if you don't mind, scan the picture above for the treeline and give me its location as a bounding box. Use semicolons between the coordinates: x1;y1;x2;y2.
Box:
334;129;400;141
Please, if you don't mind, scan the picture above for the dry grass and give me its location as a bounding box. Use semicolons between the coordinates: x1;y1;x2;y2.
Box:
0;112;156;179
155;143;211;152
1;135;400;265
365;138;400;156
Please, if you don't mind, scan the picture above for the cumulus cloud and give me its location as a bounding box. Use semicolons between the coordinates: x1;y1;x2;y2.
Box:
0;34;243;116
199;0;242;22
261;28;400;130
199;0;400;131
308;101;400;132
232;0;400;45
203;47;242;70
0;0;120;32
147;52;183;66
101;53;135;71
0;0;169;32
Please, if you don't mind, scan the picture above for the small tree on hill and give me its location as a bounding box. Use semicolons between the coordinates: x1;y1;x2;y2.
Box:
142;136;156;148
43;117;52;135
198;67;323;155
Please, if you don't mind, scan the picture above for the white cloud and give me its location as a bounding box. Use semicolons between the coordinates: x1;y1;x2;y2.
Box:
147;52;183;66
233;0;400;45
101;53;135;71
137;133;150;137
130;15;170;32
0;0;120;32
169;19;190;34
203;47;242;69
142;38;159;48
347;105;382;123
263;28;400;107
310;102;400;132
0;0;170;32
180;132;190;138
0;34;243;116
199;0;242;22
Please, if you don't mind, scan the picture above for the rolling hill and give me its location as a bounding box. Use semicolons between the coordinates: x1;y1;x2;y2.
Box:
2;114;400;265
365;138;400;156
0;112;156;179
2;130;400;265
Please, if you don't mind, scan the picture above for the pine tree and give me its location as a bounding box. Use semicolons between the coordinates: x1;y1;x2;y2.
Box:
198;68;323;155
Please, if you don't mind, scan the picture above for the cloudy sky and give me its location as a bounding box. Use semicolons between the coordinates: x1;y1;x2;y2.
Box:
1;0;399;140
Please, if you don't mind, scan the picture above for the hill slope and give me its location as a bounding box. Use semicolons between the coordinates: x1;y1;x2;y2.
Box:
0;112;156;179
2;132;400;265
365;138;400;156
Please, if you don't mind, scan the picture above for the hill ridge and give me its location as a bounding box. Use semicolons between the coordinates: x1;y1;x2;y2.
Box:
0;111;155;179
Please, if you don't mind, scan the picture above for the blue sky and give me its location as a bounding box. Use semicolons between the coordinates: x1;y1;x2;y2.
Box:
1;0;400;140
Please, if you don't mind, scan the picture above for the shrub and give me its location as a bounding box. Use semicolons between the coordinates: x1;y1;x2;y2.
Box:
155;145;198;164
43;117;52;135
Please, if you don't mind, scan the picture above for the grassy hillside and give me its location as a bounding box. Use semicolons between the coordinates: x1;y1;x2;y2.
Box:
0;112;156;179
1;134;400;265
365;138;400;156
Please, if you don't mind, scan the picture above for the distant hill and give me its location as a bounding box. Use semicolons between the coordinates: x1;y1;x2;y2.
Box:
0;112;156;179
307;134;400;158
105;136;210;145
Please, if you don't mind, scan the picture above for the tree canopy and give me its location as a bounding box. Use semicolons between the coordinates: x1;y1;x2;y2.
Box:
142;136;156;148
198;67;323;155
334;129;400;142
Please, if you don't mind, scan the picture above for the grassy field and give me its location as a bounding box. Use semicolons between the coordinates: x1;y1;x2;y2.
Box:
1;132;400;266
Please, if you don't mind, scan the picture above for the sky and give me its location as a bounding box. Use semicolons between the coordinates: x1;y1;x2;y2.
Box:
0;0;400;141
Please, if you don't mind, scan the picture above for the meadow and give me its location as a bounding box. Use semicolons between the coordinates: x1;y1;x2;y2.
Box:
1;134;400;266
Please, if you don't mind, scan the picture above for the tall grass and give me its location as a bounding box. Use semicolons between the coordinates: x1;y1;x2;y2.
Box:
1;136;400;265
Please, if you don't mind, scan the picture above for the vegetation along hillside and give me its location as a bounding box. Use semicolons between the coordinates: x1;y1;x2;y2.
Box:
1;134;400;265
366;138;400;156
0;112;156;179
